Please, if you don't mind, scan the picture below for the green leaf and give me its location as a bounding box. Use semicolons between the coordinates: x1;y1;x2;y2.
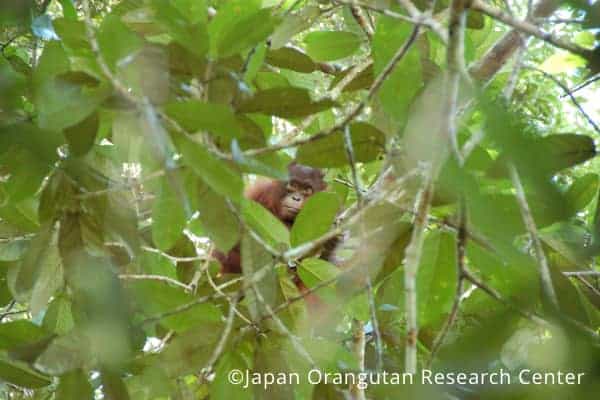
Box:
539;222;591;267
297;258;339;303
238;87;336;118
0;321;48;351
13;223;56;297
0;0;36;27
56;370;93;400
164;100;243;140
152;177;187;251
195;183;240;253
58;0;77;20
566;173;599;213
42;296;75;335
129;280;222;332
1;148;50;203
296;122;386;167
176;136;243;202
540;134;597;173
35;75;110;131
64;112;99;156
151;0;209;58
329;63;374;92
417;231;457;329
97;15;144;70
29;235;63;317
266;47;316;73
215;8;279;59
372;18;422;122
33;41;70;87
35;330;93;375
0;358;51;389
242;199;290;249
270;5;320;49
208;0;261;56
304;31;361;62
211;348;254;400
0;57;27;112
290;192;340;247
0;239;28;262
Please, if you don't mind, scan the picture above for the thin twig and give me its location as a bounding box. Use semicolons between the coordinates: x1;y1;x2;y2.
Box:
0;300;17;322
202;293;241;376
343;125;364;206
562;271;600;276
250;283;316;367
524;66;600;134
428;199;467;365
573;275;600;299
462;269;547;326
509;164;559;309
349;4;374;40
564;75;600;96
366;276;384;372
119;274;191;292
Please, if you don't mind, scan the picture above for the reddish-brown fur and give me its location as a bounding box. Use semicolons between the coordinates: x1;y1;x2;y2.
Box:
213;163;328;308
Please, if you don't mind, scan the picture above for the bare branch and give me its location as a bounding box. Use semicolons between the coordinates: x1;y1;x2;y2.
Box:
470;0;592;60
404;170;435;374
469;0;560;81
119;274;191;292
349;319;367;400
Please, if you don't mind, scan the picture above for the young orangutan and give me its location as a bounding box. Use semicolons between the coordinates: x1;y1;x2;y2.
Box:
213;162;329;307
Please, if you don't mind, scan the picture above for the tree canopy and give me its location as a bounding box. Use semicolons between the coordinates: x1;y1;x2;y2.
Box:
0;0;600;399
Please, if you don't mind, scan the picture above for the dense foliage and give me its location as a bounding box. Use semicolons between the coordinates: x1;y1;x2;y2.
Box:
1;0;599;399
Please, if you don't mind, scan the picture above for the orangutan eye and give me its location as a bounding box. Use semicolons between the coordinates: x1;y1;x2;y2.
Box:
286;182;299;193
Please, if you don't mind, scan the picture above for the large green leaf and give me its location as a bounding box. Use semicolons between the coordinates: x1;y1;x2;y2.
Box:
566;173;599;214
97;15;144;70
176;135;244;202
372;18;422;122
13;223;57;297
296;122;386;167
164;100;243;140
208;0;261;56
0;58;27;112
270;5;320;49
151;0;208;58
417;231;458;330
152;177;187;251
0;358;51;389
241;198;290;249
35;75;110;131
290;192;340;247
195;183;240;253
237;87;336;118
128;280;222;332
215;8;279;59
56;370;93;400
297;258;339;303
304;31;362;62
0;321;48;351
266;47;317;73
